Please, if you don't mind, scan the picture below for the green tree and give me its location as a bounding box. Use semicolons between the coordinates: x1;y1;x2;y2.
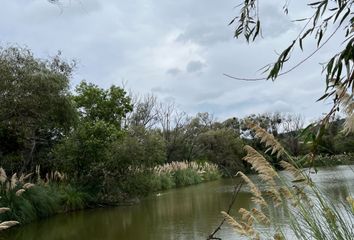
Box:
198;128;245;175
73;81;132;128
0;46;77;172
53;81;133;196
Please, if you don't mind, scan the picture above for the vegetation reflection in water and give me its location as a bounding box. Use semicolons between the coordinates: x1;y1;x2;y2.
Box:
2;165;353;240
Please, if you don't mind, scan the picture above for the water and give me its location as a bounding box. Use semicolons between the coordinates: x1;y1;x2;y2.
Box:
3;165;354;240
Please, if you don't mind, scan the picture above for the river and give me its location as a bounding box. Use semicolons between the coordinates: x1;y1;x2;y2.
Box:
3;165;354;240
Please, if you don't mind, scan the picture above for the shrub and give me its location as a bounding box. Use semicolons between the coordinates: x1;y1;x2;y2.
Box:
119;171;161;197
59;185;90;211
173;168;202;187
0;207;19;231
221;123;354;240
159;173;175;190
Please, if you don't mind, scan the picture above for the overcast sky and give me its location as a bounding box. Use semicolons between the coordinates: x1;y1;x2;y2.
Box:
0;0;343;122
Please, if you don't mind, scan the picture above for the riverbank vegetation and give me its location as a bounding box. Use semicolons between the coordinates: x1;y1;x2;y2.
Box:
213;0;354;236
219;124;354;240
0;46;353;227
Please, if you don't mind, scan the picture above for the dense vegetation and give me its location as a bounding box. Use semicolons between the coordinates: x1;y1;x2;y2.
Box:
0;46;353;225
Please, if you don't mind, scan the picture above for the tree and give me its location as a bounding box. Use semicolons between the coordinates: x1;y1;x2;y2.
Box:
198;128;245;175
73;81;133;128
228;0;353;134
0;46;77;172
156;101;188;162
127;93;159;129
54;81;133;180
280;114;304;156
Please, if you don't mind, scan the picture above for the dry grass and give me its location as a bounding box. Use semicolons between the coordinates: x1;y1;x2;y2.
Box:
334;82;354;134
153;161;219;177
0;203;18;231
221;122;354;239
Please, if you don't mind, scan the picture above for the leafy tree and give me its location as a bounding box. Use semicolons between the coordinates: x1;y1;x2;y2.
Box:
0;46;77;172
53;81;133;193
73;81;133;128
53;120;121;178
198;128;245;175
241;113;283;138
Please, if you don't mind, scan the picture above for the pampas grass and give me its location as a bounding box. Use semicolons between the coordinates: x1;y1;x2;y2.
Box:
0;207;18;231
153;161;220;182
0;167;89;226
221;122;354;240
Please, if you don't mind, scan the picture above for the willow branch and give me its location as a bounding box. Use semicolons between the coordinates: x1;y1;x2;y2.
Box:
223;23;341;82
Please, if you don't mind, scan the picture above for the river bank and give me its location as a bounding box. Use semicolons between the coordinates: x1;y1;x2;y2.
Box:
1;154;353;234
0;161;221;229
2;164;354;240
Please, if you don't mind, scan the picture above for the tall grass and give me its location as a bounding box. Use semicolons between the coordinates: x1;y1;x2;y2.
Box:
221;123;354;240
0;167;90;225
121;161;221;197
0;207;18;231
154;161;221;189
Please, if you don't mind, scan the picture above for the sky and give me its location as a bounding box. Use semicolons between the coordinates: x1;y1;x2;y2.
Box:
0;0;344;122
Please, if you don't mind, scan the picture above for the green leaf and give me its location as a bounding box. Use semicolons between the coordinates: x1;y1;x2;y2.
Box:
317;29;323;46
339;8;350;25
334;4;347;23
301;29;313;40
316;93;329;101
308;1;322;6
299;38;304;51
292;178;307;183
252;20;261;41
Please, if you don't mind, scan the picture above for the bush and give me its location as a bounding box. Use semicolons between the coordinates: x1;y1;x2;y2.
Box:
202;170;221;181
159;173;175;190
59;184;90;211
0;185;61;224
173;168;202;187
119;171;161;197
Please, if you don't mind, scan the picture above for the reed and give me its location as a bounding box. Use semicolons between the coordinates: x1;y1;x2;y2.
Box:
0;207;18;231
0;167;89;225
222;123;354;239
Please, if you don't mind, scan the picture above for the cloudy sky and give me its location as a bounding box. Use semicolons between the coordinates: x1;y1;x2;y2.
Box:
0;0;343;122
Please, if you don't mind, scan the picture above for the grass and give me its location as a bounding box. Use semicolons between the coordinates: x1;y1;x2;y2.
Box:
220;123;354;240
0;168;90;225
0;160;221;229
122;161;221;196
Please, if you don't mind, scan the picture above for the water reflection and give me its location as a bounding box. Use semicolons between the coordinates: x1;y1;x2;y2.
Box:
3;165;354;240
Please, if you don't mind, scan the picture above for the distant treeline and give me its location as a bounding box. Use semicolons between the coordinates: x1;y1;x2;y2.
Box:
0;46;353;204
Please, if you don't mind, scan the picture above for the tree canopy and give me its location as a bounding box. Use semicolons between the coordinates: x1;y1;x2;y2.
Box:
0;47;77;172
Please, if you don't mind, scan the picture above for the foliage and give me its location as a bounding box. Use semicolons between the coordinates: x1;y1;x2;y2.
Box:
0;167;89;224
154;161;221;189
198;128;245;176
119;161;221;196
53;80;133;197
173;168;202;187
118;170;160;197
158;173;176;190
53;120;121;179
220;123;354;240
0;46;77;173
74;81;132;128
0;207;18;231
0;44;352;231
59;184;90;211
229;0;353;137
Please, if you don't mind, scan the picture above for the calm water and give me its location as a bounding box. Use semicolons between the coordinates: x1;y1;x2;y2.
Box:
3;165;354;240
